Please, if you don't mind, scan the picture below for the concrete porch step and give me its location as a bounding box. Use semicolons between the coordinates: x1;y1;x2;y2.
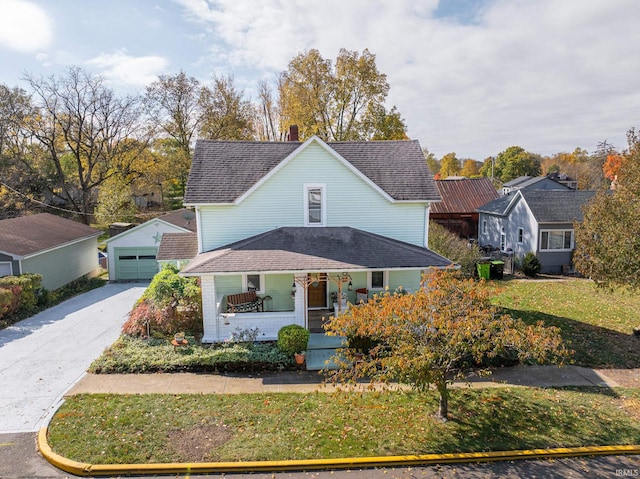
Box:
305;348;343;371
307;333;346;350
305;333;347;370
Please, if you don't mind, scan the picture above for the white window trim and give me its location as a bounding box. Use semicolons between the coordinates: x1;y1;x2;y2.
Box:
243;273;265;294
482;220;487;235
517;227;524;245
304;183;326;227
367;270;389;290
500;228;506;251
540;229;574;252
0;261;13;277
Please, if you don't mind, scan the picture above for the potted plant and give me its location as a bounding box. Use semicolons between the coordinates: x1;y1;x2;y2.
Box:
174;331;185;342
277;324;310;365
294;351;306;365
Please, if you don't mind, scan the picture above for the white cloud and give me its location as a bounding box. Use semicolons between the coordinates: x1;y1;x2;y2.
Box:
86;50;169;88
177;0;640;158
0;0;52;52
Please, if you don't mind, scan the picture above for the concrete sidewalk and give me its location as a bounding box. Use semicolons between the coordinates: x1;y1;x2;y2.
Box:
67;365;640;396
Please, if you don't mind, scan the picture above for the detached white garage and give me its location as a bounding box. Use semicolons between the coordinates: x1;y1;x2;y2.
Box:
105;209;196;281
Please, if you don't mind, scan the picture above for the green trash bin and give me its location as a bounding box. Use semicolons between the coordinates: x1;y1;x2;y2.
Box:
476;262;491;280
490;260;505;280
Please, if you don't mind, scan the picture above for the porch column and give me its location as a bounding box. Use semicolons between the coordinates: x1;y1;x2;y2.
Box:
201;275;218;342
293;274;306;327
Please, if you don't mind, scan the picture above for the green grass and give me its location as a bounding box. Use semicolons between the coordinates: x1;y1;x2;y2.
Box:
489;278;640;368
48;388;640;464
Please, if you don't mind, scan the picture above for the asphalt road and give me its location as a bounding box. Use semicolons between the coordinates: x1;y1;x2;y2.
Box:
0;432;638;479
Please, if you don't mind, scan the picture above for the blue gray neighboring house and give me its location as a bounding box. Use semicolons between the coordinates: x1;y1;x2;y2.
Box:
477;189;597;274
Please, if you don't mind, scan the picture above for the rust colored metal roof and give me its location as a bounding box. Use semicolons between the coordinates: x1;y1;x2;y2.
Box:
431;178;499;214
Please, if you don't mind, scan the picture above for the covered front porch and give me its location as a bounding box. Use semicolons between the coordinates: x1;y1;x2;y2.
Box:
200;271;371;343
179;226;453;343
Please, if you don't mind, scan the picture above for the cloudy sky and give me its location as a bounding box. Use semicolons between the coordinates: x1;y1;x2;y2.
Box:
0;0;638;160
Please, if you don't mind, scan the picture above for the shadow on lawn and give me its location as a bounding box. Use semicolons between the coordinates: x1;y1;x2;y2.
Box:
501;307;640;369
442;387;640;453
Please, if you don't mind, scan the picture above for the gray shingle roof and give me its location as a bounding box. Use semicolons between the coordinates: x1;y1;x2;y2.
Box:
476;194;515;216
0;213;100;258
181;227;452;275
477;190;597;222
184;138;440;204
514;176;569;191
157;232;198;261
158;209;197;232
502;176;532;187
521;190;597;223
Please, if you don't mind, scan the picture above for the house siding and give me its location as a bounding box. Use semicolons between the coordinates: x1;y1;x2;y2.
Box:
0;253;19;277
389;270;423;292
537;223;574;274
506;199;538;259
198;143;428;252
20;237;98;290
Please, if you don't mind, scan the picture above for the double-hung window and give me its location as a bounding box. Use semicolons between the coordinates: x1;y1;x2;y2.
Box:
540;230;573;251
304;184;326;226
368;270;388;290
244;274;264;293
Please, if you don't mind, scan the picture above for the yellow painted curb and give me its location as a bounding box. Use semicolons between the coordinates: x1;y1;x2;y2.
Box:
38;428;640;477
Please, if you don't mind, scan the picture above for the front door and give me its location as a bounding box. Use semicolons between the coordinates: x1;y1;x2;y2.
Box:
307;274;327;308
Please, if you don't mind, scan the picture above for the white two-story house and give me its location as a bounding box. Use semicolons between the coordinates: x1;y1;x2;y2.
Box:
175;132;452;342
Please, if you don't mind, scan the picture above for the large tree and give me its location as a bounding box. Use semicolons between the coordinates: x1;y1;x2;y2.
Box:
24;67;149;223
439;152;461;178
325;270;568;420
144;71;204;163
199;75;256;141
423;147;440;176
489;146;542;183
574;128;640;289
256;79;282;141
278;48;406;141
459;158;480;177
0;84;45;218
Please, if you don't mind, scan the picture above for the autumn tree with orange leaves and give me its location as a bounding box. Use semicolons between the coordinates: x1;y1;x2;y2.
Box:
603;152;625;182
325;270;569;420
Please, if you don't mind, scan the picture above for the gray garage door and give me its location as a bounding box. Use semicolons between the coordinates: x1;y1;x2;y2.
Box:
114;247;158;280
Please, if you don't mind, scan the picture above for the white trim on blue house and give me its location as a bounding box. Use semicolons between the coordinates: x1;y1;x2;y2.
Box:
303;183;327;226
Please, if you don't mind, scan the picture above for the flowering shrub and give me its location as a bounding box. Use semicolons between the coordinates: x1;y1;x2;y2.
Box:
121;265;202;337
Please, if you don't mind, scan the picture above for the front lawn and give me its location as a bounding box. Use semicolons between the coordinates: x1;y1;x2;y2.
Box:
490;278;640;368
48;387;640;464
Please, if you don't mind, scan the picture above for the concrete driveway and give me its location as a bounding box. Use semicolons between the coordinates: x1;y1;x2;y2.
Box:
0;282;147;433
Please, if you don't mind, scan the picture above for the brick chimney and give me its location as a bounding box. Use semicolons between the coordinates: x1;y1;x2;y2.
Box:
286;125;299;142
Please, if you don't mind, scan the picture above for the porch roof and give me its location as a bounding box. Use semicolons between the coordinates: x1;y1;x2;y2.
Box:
181;227;453;275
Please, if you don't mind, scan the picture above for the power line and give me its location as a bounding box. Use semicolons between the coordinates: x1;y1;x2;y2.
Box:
0;182;175;220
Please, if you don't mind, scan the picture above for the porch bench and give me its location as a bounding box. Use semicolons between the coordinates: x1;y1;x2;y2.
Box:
226;291;263;313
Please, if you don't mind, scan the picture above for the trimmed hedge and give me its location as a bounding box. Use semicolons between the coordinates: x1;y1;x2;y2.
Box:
0;275;106;329
89;336;294;373
0;274;43;322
